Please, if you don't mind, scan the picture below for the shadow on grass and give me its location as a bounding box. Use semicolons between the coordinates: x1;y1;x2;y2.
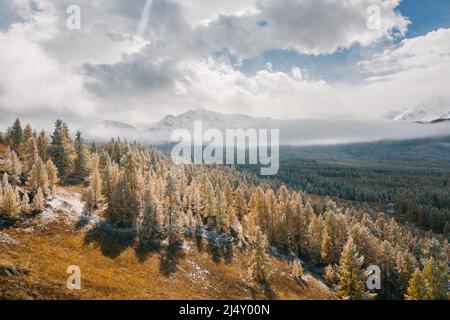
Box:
135;240;162;263
205;230;235;265
83;221;136;259
159;243;185;277
248;281;277;300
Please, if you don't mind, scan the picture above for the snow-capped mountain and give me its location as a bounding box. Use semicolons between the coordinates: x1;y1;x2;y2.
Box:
82;108;450;146
383;97;450;123
83;110;274;143
150;109;273;131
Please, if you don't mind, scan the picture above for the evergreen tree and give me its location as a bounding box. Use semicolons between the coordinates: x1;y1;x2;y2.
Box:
82;187;96;215
74;131;90;180
107;175;138;228
7;118;23;154
49;119;75;178
20;124;33;159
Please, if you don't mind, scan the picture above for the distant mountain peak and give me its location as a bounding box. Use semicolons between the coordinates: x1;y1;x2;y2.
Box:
383;96;450;123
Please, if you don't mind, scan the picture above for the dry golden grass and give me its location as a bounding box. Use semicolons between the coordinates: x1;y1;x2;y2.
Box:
0;215;334;300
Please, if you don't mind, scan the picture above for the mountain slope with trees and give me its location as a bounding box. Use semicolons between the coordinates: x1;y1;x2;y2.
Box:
0;119;449;300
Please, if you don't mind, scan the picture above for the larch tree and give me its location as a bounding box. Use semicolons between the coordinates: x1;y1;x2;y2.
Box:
405;268;428;300
233;187;247;221
89;168;102;206
248;228;270;287
37;130;51;162
336;236;367;300
1;184;19;219
24;135;39;175
21;192;31;215
164;172;184;245
4;149;22;187
46;160;59;194
28;157;49;195
33;188;45;213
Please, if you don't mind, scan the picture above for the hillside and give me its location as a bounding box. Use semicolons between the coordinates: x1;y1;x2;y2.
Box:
0;184;333;300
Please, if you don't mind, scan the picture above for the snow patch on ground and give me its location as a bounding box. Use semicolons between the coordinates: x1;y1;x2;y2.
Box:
33;188;100;228
0;232;20;246
186;260;210;289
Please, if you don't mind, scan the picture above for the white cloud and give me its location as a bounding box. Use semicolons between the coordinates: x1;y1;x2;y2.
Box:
192;0;408;56
3;0;448;129
337;28;450;116
0;0;96;124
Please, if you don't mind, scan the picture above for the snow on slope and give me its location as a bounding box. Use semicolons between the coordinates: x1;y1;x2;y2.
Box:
383;97;450;123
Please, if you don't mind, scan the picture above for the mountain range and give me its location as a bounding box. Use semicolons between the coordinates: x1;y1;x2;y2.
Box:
382;97;450;123
82;107;450;146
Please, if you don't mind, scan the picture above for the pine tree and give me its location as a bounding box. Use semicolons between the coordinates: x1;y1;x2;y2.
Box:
107;175;138;228
33;188;45;213
7;118;23;155
20;124;33;160
336;236;367;300
49;119;75;178
405;269;428;300
74;131;90;180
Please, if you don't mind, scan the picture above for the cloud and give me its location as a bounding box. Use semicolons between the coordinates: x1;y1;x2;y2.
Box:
0;0;96;126
3;0;447;129
336;28;450;115
191;0;408;56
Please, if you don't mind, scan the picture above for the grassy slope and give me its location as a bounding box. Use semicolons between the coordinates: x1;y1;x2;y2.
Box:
0;213;334;300
0;143;333;300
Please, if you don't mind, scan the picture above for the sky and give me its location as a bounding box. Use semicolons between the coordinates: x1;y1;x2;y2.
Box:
0;0;450;129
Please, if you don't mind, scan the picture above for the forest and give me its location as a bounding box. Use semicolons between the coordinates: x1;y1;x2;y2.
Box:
241;139;450;236
0;118;449;300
